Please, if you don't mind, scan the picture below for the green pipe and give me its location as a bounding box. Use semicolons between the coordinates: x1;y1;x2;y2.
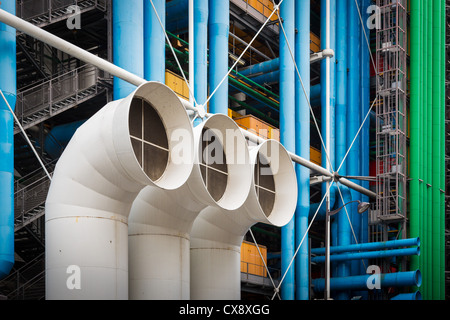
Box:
409;0;420;279
431;0;442;300
427;0;434;298
165;31;281;100
228;76;280;111
440;0;446;300
230;69;280;100
418;0;425;298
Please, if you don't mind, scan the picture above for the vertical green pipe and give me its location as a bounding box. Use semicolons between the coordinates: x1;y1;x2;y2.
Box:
409;0;420;276
440;0;446;300
432;0;442;300
418;0;425;297
426;0;433;298
422;0;429;298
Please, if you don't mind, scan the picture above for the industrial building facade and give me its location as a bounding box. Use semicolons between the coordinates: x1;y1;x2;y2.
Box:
0;0;448;300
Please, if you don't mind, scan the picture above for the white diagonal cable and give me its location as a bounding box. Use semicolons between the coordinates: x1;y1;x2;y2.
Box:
148;0;198;109
276;7;335;174
335;95;377;174
0;89;52;181
353;0;377;76
248;228;281;300
202;0;283;108
271;180;335;300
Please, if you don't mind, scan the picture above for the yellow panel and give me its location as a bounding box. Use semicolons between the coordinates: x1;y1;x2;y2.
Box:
310;146;322;166
240;241;267;277
234;115;277;140
311;32;321;53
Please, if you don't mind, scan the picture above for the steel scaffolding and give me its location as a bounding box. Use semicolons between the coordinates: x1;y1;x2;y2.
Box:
374;0;408;241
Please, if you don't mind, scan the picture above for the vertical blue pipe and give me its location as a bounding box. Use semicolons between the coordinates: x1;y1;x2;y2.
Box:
279;0;296;301
295;0;310;301
194;0;208;107
0;0;16;279
208;0;229;115
334;0;350;300
347;0;362;277
113;0;144;100
360;0;371;277
144;0;166;83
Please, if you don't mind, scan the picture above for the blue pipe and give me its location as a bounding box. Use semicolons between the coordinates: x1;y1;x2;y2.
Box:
239;58;280;77
279;0;296;300
311;237;421;255
193;0;208;122
311;247;420;263
294;0;310;301
112;0;144;100
334;0;350;300
347;0;362;277
391;291;422;300
144;0;165;83
0;0;16;280
208;0;229;115
248;70;279;85
44;120;87;159
313;270;422;292
360;0;371;255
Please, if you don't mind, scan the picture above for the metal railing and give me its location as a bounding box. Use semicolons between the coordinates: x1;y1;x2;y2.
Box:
15;64;108;133
0;253;45;300
16;0;106;27
14;173;52;232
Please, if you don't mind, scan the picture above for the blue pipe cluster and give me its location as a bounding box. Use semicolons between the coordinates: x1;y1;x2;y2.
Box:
313;270;422;292
0;0;16;280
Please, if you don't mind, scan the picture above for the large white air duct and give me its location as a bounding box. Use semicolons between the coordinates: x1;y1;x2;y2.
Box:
45;82;195;300
128;113;253;300
189;139;298;300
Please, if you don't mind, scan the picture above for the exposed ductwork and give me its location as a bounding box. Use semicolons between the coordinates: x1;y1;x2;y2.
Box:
189;139;297;300
128;113;253;300
45;82;195;299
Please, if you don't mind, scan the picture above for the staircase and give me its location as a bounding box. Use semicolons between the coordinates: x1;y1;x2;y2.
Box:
0;253;45;300
16;0;107;29
14;65;109;134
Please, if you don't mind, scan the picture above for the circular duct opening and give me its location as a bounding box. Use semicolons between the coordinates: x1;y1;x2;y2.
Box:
254;153;276;216
129;96;169;182
251;140;297;227
200;126;228;202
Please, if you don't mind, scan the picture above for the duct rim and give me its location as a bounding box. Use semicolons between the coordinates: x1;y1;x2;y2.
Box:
246;139;298;227
193;114;252;211
115;81;195;191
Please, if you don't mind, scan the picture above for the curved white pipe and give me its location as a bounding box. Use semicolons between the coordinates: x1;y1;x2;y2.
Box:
128;114;253;300
45;82;195;300
189;140;298;300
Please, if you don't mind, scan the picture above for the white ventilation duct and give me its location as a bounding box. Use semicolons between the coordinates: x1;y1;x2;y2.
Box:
45;82;195;300
128;113;253;300
189;139;297;300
